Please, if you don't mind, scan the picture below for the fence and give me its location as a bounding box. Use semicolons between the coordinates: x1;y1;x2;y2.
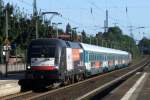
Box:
0;45;27;78
0;63;26;78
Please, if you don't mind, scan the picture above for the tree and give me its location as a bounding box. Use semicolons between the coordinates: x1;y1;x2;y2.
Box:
96;32;103;38
0;0;4;14
81;30;87;43
65;23;71;34
72;29;77;41
138;37;150;54
103;26;122;41
0;0;4;45
0;0;142;60
139;37;150;47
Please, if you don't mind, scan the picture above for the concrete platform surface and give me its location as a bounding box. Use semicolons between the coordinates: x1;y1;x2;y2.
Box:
102;65;150;100
136;73;150;100
0;80;21;97
0;73;25;97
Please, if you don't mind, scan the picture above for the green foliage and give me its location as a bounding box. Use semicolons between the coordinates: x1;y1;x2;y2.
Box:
0;0;141;59
102;27;140;58
139;37;150;47
65;23;71;34
81;30;87;43
138;37;150;54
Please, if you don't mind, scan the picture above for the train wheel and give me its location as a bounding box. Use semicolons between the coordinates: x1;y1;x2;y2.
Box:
74;75;78;82
62;76;70;86
80;74;85;81
71;75;75;84
75;74;83;82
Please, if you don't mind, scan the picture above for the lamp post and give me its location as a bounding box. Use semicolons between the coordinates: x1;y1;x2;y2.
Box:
33;0;62;39
96;38;98;45
42;12;62;26
41;12;62;38
52;22;62;38
77;31;82;42
71;27;78;41
4;7;9;78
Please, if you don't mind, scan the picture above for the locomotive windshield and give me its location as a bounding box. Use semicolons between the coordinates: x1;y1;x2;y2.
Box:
29;45;56;58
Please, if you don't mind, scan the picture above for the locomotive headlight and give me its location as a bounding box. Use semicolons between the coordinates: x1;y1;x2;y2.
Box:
27;66;31;69
55;66;59;69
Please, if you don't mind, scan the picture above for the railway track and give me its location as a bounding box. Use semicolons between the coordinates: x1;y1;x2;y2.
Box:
2;56;150;100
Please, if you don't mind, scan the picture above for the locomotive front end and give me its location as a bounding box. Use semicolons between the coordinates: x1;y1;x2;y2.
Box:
26;39;62;82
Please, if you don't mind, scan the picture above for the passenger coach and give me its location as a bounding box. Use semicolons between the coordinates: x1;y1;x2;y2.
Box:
80;43;131;76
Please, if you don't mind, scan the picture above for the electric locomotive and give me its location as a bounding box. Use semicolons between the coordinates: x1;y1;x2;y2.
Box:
26;38;85;84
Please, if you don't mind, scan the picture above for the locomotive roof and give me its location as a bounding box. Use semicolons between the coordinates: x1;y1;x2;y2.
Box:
29;38;67;47
80;43;129;55
29;38;82;49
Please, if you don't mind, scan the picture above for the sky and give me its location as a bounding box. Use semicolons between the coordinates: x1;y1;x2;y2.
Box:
3;0;150;41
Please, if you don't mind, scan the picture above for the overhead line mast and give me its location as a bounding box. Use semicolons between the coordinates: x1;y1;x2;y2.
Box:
33;0;38;39
104;9;109;33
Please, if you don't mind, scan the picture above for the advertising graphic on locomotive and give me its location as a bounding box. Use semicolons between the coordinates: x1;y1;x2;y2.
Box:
26;38;132;84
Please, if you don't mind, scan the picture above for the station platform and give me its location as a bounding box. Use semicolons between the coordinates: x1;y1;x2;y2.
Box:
0;73;25;97
136;73;150;100
102;64;150;100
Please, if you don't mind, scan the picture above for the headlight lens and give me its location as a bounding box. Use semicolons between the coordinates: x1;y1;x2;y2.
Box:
55;66;59;69
27;66;31;69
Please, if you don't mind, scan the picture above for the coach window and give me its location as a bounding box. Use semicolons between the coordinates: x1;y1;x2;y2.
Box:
102;54;104;61
95;54;97;61
92;53;94;61
86;51;89;62
97;54;99;61
89;53;92;61
100;54;102;61
98;54;100;60
106;55;108;61
89;53;91;61
91;53;93;61
90;53;92;61
101;54;103;61
96;54;97;60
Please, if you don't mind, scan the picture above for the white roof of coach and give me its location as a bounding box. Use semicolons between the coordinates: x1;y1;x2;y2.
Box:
80;43;128;55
